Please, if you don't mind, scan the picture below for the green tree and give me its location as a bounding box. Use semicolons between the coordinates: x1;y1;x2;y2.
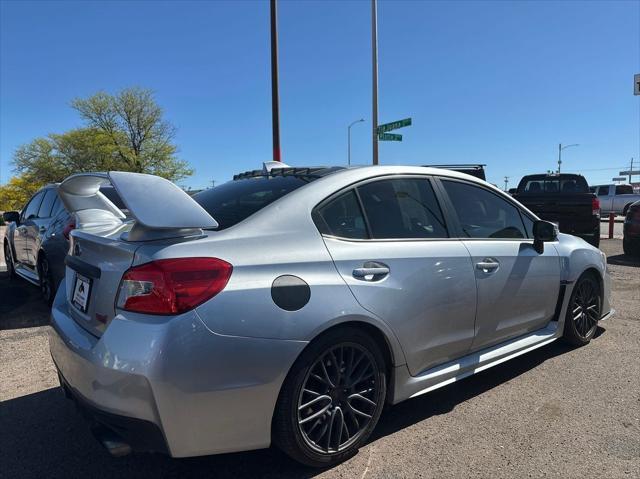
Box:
0;175;43;211
10;87;193;188
71;87;192;180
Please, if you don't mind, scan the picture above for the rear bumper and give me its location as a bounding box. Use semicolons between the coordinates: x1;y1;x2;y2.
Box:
49;283;308;457
55;366;169;454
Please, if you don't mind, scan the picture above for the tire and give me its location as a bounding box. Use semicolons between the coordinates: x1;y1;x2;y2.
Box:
562;273;601;346
622;204;631;217
273;326;387;468
38;254;56;305
624;238;640;257
4;241;16;278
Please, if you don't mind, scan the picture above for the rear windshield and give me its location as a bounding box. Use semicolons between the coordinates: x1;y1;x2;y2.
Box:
193;176;312;230
100;185;126;210
518;176;589;194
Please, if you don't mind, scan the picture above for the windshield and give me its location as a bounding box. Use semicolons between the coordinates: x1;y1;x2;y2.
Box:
193;176;313;230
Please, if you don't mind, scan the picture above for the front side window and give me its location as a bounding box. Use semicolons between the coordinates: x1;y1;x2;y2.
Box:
442;180;527;239
357;178;447;239
314;190;367;239
21;191;45;220
615;185;633;195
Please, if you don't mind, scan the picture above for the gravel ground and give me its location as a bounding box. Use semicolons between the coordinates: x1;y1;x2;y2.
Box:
0;239;638;478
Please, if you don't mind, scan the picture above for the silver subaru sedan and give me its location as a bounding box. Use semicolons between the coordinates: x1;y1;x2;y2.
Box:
49;164;613;467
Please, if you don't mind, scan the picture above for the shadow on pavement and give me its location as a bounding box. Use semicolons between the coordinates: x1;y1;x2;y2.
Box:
0;271;50;330
370;335;595;443
0;332;597;479
607;253;640;267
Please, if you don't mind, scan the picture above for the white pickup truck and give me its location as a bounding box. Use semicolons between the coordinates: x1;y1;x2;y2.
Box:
590;184;640;216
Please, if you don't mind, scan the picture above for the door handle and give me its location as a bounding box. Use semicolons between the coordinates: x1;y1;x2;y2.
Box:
476;258;500;273
353;262;389;281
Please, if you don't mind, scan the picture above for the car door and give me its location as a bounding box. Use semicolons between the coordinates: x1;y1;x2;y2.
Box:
438;178;561;351
22;188;57;269
315;176;477;376
15;191;45;265
597;185;613;214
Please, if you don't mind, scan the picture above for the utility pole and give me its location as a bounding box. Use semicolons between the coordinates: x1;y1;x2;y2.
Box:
270;0;281;162
348;119;365;166
504;176;509;192
557;143;579;173
371;0;379;165
629;158;634;184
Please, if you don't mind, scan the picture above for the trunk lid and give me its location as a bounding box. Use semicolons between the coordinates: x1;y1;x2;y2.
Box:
65;225;139;337
58;171;219;337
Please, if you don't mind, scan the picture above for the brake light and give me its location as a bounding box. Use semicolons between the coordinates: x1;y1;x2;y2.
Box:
63;219;76;239
592;197;600;216
117;258;232;315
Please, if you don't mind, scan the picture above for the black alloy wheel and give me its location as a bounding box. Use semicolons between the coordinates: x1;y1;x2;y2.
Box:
39;255;55;304
4;241;16;278
274;327;387;468
563;273;601;345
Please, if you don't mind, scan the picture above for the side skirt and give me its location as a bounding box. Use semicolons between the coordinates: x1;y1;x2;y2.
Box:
392;323;560;404
14;264;40;285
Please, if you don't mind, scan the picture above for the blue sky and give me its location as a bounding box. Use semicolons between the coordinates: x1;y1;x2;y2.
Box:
1;0;638;190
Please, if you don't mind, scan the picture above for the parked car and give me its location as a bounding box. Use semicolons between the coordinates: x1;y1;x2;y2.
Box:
2;184;125;303
49;166;612;467
590;184;640;216
623;200;640;256
512;173;600;247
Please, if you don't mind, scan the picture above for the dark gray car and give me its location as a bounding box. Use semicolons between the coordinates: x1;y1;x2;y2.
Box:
3;184;124;303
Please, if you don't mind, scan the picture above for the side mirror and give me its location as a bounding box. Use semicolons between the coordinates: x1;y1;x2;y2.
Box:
532;220;558;253
2;211;20;224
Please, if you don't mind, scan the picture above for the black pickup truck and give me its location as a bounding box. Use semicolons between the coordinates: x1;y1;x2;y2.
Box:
512;173;600;247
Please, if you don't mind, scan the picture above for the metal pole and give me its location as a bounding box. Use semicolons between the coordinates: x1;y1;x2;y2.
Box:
558;143;562;174
371;0;379;165
270;0;281;162
630;158;634;183
348;119;365;166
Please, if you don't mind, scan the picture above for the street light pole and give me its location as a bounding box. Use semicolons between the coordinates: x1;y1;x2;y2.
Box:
371;0;379;166
348;119;365;166
270;0;281;162
557;143;579;174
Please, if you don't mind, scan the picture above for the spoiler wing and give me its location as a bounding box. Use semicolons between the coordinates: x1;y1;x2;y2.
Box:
59;172;218;241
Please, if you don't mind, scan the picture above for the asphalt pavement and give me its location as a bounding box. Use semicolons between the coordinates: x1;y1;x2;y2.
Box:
0;239;638;478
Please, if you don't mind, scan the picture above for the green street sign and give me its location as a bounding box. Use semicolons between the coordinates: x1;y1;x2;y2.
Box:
378;133;402;141
377;117;412;134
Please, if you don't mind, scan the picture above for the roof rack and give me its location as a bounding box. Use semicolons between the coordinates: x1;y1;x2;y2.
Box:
233;166;344;181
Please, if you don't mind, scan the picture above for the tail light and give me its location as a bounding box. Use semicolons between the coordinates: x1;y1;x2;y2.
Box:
591;197;600;216
63;218;76;239
117;258;232;315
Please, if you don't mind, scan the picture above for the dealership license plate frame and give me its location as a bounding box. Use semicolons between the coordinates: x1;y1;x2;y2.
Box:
72;273;92;313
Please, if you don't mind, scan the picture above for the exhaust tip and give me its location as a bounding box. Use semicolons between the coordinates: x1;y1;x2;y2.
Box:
91;425;132;457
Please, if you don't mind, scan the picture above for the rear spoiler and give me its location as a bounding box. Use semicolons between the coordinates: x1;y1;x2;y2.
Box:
59;172;218;241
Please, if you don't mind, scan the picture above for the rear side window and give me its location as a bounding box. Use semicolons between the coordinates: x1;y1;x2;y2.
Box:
37;189;57;218
442;180;527;239
194;176;310;230
597;186;610;196
357;178;447;239
314;190;367;239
